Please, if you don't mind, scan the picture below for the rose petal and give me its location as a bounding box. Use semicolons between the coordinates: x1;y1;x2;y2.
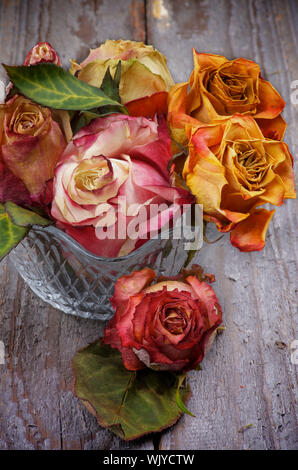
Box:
256;78;285;119
186;276;222;329
111;268;156;313
230;208;275;251
103;315;144;370
0;160;32;206
126;91;168;118
256;114;287;140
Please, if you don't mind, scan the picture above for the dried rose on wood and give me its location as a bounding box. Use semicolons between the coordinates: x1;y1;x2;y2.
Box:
103;267;222;372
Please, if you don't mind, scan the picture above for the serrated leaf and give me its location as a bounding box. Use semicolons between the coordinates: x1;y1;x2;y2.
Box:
72;340;191;441
3;63;125;111
5;201;52;227
0;204;28;261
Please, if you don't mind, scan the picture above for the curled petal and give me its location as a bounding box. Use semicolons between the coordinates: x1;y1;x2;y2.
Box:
255;78;285;119
119;60;168;104
111;268;156;314
256;114;287;140
74;114;158;159
230;208;275;251
126;91;168;118
102;315;144;370
186;276;222;329
183;145;227;215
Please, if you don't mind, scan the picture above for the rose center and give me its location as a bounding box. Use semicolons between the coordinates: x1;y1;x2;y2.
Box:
233;142;271;190
74;159;112;191
11;104;45;135
208;69;248;102
38;45;53;60
220;73;247;100
163;308;187;335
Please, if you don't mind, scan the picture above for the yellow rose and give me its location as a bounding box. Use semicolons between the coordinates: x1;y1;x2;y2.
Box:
70;39;174;104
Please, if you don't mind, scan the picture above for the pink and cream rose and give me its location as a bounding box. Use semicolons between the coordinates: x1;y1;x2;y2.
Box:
51;113;192;257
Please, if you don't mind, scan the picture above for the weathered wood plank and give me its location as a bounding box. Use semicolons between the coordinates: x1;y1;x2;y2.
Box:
147;0;298;450
0;0;153;450
0;0;297;451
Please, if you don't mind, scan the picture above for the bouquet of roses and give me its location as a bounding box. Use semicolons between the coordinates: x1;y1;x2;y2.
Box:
0;40;295;440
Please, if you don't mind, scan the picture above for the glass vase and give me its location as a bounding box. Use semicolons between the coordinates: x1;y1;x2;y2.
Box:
9;226;192;321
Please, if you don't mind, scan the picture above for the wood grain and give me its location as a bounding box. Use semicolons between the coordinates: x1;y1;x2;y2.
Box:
0;0;297;450
148;0;298;450
0;0;153;451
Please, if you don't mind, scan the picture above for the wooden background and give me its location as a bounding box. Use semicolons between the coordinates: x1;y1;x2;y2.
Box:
0;0;297;450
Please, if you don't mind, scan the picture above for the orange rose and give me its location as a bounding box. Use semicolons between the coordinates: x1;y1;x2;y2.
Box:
183;114;296;251
168;50;286;146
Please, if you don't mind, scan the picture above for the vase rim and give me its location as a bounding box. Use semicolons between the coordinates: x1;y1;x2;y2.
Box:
31;224;175;263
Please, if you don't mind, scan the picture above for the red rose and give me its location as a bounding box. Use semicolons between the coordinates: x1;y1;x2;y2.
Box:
103;267;223;372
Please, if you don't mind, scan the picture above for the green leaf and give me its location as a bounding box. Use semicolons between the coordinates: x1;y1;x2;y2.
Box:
70;113;89;135
3;63;125;111
5;201;52;227
175;374;195;417
95;62;128;116
97;63;128;116
72;340;191;441
100;61;121;103
0;204;28;261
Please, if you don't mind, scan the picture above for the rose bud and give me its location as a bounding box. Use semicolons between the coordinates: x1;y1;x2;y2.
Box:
70;39;174;104
103;267;223;372
50;114;192;257
183;114;296;251
22;43;72;143
168;49;286;146
0;95;66;204
24;42;62;66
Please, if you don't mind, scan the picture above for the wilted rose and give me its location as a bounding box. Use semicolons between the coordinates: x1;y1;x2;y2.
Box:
51;113;192;257
24;42;62;66
70;39;174;104
168;50;286;146
103;267;223;372
0;95;66;204
183;114;296;251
